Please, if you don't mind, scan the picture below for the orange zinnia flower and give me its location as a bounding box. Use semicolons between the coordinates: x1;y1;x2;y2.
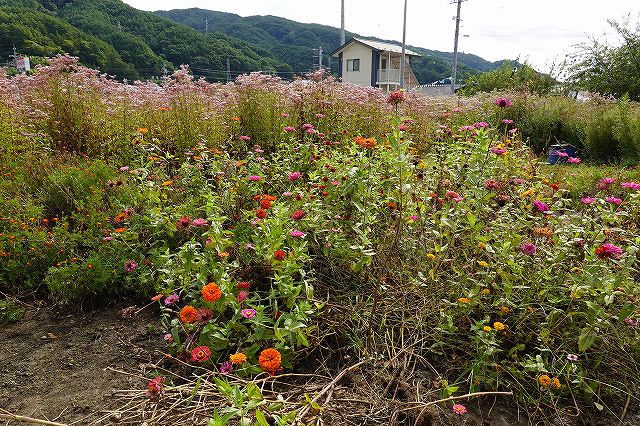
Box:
202;283;222;303
231;117;241;121
114;227;126;233
137;127;149;133
229;352;247;365
162;180;173;187
258;348;281;373
354;136;377;149
180;305;198;323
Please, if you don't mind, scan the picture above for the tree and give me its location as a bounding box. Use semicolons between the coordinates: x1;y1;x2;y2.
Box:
564;19;640;100
459;62;555;96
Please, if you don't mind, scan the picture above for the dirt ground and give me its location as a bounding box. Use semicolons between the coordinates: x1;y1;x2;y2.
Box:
0;301;163;425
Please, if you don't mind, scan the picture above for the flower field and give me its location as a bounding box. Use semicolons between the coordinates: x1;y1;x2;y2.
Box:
1;56;640;425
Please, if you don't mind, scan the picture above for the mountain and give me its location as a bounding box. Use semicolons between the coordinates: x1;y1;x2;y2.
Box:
0;0;290;80
155;8;512;83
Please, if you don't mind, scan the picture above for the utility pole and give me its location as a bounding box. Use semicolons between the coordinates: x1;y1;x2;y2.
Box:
162;64;168;79
205;18;209;36
340;0;345;46
399;0;407;89
313;47;323;70
451;0;463;95
10;45;18;68
226;58;231;83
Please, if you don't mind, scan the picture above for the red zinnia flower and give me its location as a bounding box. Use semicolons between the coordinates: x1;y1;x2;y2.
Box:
190;345;212;363
274;249;286;260
256;209;267;219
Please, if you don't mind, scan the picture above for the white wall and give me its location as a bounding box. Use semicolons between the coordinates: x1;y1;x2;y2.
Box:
341;43;372;87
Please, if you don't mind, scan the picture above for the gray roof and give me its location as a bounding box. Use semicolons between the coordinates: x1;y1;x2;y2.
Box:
331;37;421;57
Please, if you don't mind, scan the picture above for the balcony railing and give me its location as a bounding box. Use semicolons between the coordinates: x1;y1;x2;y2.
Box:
377;68;400;84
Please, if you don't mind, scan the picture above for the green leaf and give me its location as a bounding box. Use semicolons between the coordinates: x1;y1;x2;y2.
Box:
578;328;597;352
254;410;270;426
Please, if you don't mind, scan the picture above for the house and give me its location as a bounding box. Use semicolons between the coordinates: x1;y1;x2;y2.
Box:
330;37;420;92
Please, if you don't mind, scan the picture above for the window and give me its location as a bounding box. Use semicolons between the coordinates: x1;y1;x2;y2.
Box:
381;58;387;70
346;59;360;72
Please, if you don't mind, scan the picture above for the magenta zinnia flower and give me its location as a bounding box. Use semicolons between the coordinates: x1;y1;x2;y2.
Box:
567;157;581;163
605;196;622;205
495;97;512;108
621;182;640;190
533;200;550;212
241;308;257;319
581;197;595;204
490;147;507;155
594;243;623;259
163;293;179;306
191;218;208;227
290;230;305;237
124;260;138;272
248;175;262;182
520;242;537;255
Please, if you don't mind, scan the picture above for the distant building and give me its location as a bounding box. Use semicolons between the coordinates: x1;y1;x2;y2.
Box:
330;37;420;93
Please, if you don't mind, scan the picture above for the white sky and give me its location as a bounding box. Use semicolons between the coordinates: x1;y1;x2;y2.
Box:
123;0;640;73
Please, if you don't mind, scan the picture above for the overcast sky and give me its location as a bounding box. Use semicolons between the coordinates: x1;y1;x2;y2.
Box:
123;0;640;73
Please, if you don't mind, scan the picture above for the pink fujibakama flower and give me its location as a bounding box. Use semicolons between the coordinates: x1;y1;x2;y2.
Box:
533;200;550;212
581;197;595;204
495;97;512;108
398;124;409;131
283;126;296;133
315;113;325;118
241;308;257;319
513;178;526;185
290;230;305;237
248;175;262;182
521;242;537;255
625;317;639;328
119;166;130;172
288;171;301;181
595;243;623;259
280;113;290;118
237;281;251;290
191;218;208;227
452;404;467;415
302;123;314;130
621;182;640;190
502;119;514;124
190;346;212;363
163;333;173;342
491;147;507;155
163;293;179;306
567;157;581;164
605;196;622;205
124;260;138;272
239;135;251;141
245;243;256;251
474;121;490;129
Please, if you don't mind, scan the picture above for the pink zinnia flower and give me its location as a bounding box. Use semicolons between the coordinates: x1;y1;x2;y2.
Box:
102;236;114;242
192;218;208;226
521;242;537;255
621;182;640;190
164;294;179;305
605;196;622;205
283;126;296;132
533;200;550;212
248;175;262;181
237;291;249;302
190;346;212;363
124;260;138;272
495;97;512;108
491;147;507;155
581;197;595;204
289;171;301;181
241;308;257;319
239;135;251;141
598;177;615;189
452;404;467;415
567;157;581;163
146;376;164;402
290;230;305;237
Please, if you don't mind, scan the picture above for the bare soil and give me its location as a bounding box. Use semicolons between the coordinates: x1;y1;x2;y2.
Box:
0;301;162;425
